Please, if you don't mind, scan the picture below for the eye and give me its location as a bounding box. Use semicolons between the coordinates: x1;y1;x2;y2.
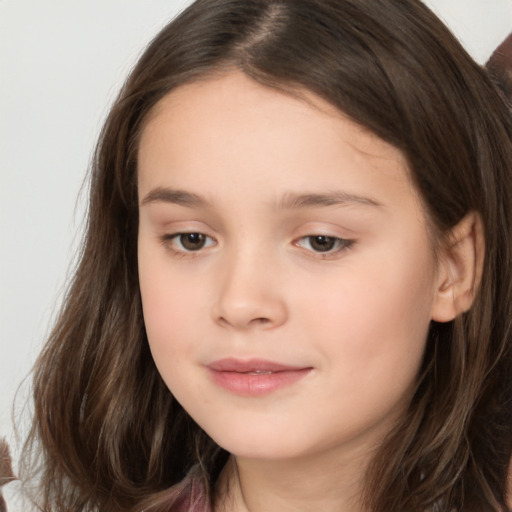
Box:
166;232;216;252
296;235;354;254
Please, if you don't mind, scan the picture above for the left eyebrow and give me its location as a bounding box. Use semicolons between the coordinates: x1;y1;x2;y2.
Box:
278;191;383;209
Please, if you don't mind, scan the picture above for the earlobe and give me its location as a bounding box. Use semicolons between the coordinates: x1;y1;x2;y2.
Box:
431;212;485;323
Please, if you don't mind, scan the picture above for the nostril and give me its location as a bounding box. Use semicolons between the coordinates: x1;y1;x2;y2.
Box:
212;287;288;329
217;315;272;328
253;317;271;325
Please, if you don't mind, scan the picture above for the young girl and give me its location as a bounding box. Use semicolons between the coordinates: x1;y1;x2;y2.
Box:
21;0;512;511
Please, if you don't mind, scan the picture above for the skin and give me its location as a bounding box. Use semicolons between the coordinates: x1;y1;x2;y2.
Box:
137;72;475;511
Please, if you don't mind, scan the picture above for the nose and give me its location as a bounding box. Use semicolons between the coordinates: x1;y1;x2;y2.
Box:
211;250;288;330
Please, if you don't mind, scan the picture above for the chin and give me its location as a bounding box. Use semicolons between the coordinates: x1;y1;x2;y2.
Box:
198;416;306;460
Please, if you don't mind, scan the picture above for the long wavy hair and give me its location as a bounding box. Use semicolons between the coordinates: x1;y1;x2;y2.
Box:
21;0;512;511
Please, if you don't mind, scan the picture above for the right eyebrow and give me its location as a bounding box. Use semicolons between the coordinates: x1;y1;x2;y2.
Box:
140;187;209;208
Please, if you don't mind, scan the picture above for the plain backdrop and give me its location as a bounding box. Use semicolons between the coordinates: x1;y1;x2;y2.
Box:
1;0;511;473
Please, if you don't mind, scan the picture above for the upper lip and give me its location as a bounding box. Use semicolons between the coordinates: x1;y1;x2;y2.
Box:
207;358;308;373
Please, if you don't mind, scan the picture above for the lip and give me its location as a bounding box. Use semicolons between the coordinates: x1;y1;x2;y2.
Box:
206;358;312;396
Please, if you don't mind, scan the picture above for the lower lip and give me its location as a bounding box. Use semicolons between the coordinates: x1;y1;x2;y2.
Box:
208;368;312;396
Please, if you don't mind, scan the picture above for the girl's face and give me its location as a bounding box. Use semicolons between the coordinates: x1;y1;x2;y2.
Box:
137;72;444;463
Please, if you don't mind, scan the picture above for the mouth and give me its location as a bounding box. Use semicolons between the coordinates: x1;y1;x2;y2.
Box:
206;358;312;396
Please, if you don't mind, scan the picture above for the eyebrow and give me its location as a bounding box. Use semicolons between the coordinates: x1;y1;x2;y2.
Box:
141;187;209;207
140;186;383;210
278;191;383;209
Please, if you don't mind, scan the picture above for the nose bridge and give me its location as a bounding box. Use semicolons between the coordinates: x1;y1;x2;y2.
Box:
212;239;288;329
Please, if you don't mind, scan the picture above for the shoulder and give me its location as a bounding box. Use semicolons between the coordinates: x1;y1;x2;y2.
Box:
0;439;15;512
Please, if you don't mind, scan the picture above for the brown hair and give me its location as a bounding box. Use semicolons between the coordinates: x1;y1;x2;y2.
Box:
21;1;512;511
487;33;512;102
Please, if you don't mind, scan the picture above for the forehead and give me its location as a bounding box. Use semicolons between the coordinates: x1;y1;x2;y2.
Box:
141;72;404;164
137;71;418;212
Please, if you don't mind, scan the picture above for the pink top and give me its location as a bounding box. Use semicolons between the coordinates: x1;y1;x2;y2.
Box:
167;465;211;512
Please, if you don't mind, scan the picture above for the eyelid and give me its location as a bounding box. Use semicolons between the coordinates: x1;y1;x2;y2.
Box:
157;225;355;259
293;234;355;257
160;231;217;255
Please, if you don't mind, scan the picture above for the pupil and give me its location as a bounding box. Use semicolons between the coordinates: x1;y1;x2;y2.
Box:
180;233;205;251
310;235;335;252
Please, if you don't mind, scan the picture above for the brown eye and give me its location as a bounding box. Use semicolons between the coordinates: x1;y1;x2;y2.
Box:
296;235;354;254
307;235;337;252
176;233;210;251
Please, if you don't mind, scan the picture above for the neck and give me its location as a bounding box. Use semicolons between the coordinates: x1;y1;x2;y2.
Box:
215;446;373;512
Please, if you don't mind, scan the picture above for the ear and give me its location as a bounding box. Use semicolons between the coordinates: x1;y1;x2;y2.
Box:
431;212;485;323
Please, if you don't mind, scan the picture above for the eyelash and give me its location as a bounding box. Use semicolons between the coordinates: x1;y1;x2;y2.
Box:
160;233;355;257
161;233;216;255
294;235;355;256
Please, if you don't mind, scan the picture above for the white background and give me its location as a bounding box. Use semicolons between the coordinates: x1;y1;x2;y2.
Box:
1;0;511;483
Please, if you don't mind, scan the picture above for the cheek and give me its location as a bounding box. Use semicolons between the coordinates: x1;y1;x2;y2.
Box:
298;239;436;390
138;248;203;371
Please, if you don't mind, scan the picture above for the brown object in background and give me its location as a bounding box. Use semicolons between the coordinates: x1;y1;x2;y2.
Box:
0;439;15;512
486;32;512;100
